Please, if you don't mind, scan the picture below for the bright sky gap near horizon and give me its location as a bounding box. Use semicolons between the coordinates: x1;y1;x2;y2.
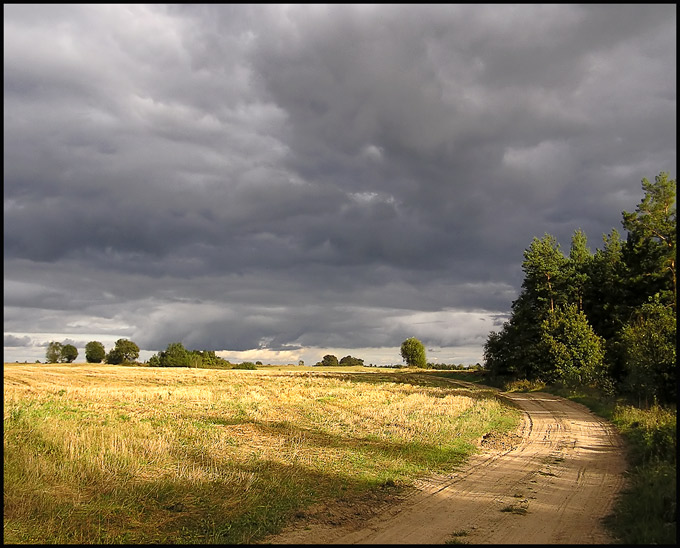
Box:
3;4;676;365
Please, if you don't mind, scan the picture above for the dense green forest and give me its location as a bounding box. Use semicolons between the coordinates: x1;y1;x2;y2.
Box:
483;172;676;406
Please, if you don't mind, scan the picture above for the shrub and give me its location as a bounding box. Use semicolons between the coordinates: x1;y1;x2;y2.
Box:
234;361;256;370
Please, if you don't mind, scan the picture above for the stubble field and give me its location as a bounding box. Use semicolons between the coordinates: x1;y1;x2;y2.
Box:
3;363;518;544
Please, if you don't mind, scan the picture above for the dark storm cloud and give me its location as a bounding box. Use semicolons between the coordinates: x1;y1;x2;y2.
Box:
3;4;676;362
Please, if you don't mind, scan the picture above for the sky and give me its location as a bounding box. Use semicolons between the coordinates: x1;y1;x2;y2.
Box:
4;4;676;366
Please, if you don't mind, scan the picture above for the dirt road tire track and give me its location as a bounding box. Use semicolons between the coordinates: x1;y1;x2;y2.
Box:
264;389;627;545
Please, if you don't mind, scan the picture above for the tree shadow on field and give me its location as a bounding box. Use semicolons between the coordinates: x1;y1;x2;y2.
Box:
6;455;385;544
166;455;407;544
170;419;475;543
187;415;473;469
132;458;383;544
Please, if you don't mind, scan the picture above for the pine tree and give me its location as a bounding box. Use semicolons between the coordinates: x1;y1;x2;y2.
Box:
583;229;628;340
564;229;592;311
622;172;676;309
522;234;567;313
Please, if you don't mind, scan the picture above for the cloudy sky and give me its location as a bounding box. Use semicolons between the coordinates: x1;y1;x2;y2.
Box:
4;4;676;365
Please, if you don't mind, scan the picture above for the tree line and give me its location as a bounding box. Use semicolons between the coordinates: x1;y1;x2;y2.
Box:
45;338;433;370
315;354;365;367
314;338;432;368
45;339;140;365
483;172;676;406
45;339;240;368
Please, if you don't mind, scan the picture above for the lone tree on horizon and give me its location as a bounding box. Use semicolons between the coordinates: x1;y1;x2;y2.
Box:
401;337;427;368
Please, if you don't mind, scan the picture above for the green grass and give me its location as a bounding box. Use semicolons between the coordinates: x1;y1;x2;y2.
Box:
3;363;521;544
445;528;470;544
604;404;676;545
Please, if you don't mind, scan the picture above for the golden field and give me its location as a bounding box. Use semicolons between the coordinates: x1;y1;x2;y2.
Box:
4;363;519;544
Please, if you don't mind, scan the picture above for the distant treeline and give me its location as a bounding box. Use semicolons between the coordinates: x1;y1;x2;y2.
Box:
314;354;364;367
483;172;676;406
44;339;257;370
147;344;268;370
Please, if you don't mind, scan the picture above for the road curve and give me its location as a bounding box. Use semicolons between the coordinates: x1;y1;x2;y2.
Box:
265;390;628;545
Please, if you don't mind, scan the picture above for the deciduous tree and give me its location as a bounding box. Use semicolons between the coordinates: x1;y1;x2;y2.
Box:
620;295;676;405
161;342;191;367
339;355;364;367
318;354;339;367
85;341;106;363
61;344;78;363
539;304;605;388
45;341;63;363
400;337;427;368
106;338;140;364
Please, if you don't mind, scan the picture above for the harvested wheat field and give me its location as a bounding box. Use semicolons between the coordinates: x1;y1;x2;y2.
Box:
5;363;524;544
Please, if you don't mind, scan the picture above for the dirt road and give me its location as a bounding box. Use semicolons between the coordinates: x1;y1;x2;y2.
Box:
264;390;627;544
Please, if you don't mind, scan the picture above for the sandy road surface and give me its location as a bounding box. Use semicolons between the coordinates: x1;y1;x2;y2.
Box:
264;390;627;545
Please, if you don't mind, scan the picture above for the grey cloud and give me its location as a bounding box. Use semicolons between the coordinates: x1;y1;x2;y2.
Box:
3;4;676;362
4;334;32;347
